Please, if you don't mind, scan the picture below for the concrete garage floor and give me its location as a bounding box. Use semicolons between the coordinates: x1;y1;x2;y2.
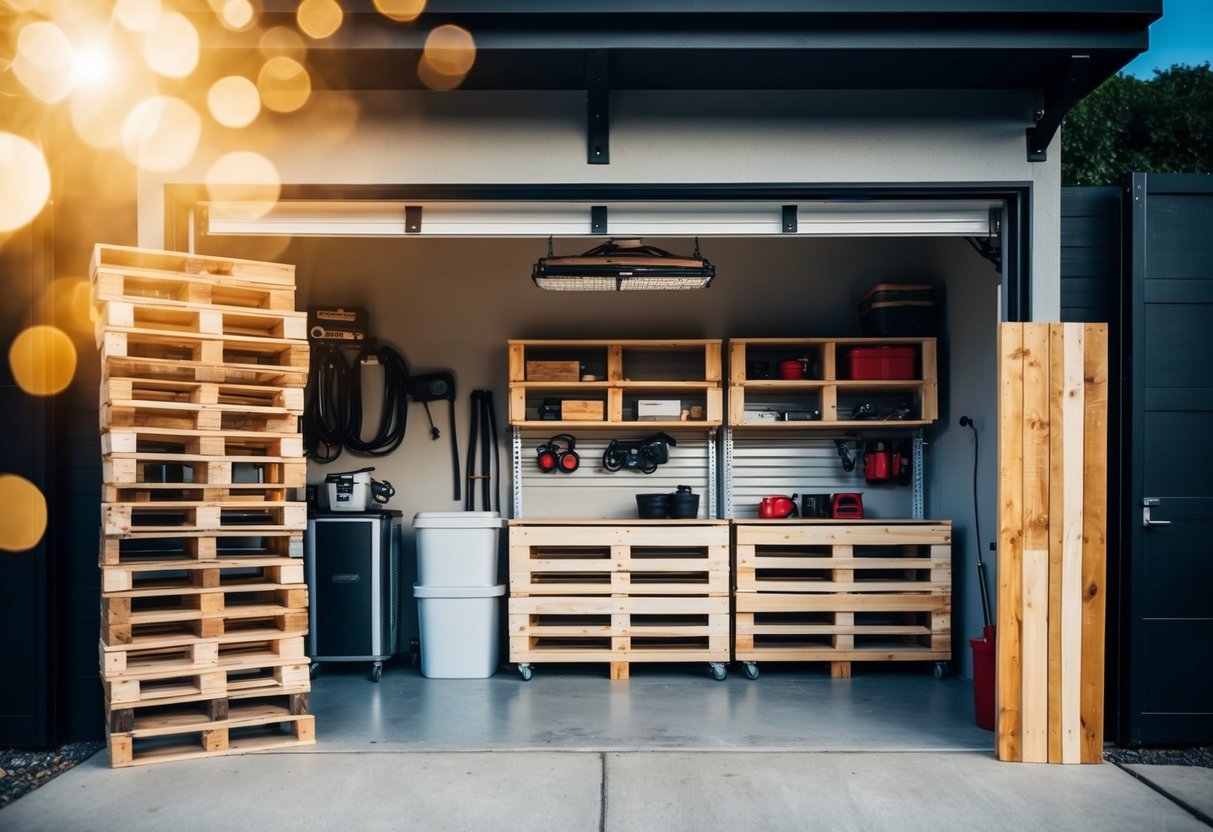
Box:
3;664;1211;831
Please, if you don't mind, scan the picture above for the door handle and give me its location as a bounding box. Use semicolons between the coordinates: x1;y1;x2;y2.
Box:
1142;498;1171;528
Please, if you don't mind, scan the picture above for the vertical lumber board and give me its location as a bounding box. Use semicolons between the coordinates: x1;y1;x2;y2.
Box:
1060;323;1086;763
704;341;722;383
1047;324;1065;763
1020;323;1051;763
1080;324;1109;763
996;323;1025;762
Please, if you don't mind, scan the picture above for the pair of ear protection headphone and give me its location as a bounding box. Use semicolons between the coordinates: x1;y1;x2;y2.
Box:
536;434;579;473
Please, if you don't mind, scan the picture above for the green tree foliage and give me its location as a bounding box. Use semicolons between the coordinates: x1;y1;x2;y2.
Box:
1062;63;1213;186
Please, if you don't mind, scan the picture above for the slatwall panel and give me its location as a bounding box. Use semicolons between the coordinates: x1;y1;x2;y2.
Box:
996;322;1108;764
516;429;713;518
728;433;914;520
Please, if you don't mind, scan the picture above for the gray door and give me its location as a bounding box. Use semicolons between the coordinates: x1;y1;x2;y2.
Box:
1125;173;1213;745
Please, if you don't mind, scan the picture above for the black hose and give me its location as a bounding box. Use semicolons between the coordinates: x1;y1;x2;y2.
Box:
303;343;353;463
345;340;410;457
960;415;992;629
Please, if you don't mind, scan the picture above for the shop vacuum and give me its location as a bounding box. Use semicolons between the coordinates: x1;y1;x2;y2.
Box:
960;415;996;731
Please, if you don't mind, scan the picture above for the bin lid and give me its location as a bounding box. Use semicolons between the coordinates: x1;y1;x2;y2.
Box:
413;584;506;598
412;511;503;529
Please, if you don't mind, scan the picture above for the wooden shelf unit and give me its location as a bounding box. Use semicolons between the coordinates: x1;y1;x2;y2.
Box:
732;521;951;678
508;519;731;679
728;337;937;428
508;339;723;428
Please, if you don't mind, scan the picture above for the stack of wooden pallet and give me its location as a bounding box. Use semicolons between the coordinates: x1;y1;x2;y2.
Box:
733;522;952;679
92;245;313;767
508;520;731;680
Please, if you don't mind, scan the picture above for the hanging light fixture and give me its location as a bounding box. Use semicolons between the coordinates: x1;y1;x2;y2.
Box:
531;238;714;291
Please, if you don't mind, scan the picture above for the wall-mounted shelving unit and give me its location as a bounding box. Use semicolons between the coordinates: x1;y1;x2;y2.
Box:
727;337;937;428
508;339;723;429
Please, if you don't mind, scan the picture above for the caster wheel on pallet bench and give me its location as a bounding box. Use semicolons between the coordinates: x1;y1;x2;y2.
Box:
518;664;534;682
933;661;949;680
744;662;760;680
710;663;727;681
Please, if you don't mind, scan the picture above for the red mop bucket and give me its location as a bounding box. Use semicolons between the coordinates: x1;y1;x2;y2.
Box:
969;624;995;731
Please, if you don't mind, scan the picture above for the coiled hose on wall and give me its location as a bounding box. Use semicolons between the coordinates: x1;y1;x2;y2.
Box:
303;340;410;462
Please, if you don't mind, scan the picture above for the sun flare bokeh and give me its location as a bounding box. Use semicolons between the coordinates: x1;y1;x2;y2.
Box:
0;475;49;553
9;325;78;397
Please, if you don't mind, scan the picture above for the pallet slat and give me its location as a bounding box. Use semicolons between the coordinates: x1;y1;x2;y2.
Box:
996;323;1108;765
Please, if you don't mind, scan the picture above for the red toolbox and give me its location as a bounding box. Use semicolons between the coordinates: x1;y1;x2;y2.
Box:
847;346;917;380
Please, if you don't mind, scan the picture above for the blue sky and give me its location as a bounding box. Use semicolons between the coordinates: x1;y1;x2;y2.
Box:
1121;0;1213;77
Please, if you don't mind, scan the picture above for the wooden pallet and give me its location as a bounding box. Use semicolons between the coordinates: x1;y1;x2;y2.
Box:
103;482;297;505
101;610;310;649
93;267;296;312
102;502;307;536
100;555;304;594
102;426;302;459
102;376;304;413
91;244;297;289
104;661;311;709
106;692;314;768
733;522;951;677
102;454;306;487
100;330;309;384
510;540;729;597
96;300;307;343
101;584;308;629
101;633;306;680
100;529;304;565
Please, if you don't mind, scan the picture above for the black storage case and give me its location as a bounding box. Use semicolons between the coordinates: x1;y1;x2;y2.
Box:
858;283;937;337
305;510;401;681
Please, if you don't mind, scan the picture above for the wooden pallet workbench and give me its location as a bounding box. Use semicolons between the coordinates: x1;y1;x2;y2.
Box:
508;519;731;680
732;520;952;680
93;243;313;767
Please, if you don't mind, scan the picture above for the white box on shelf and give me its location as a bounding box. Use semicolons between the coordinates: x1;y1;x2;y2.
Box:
637;399;681;420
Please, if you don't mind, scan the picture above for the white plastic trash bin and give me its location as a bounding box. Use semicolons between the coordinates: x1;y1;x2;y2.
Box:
412;511;503;586
413;584;505;679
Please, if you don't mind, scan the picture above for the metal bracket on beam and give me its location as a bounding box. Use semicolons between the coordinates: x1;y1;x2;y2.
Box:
405;205;422;233
782;205;798;233
591;206;608;235
1026;55;1091;162
587;50;609;165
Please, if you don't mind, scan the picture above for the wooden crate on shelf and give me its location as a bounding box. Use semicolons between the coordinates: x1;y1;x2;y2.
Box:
732;521;951;679
93;243;312;768
508;520;731;679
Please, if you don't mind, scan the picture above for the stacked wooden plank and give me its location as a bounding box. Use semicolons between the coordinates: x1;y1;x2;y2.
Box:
91;244;313;767
733;522;952;679
508;520;731;679
996;322;1107;764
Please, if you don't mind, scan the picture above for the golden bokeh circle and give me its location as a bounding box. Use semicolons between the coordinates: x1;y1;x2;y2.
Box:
142;12;200;79
113;0;161;32
121;95;202;172
208;75;261;128
0;475;48;553
259;26;306;61
8;325;78;396
0;133;52;233
373;0;426;23
205;152;282;221
13;20;75;104
257;56;312;113
219;0;256;31
298;0;343;40
423;24;476;76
